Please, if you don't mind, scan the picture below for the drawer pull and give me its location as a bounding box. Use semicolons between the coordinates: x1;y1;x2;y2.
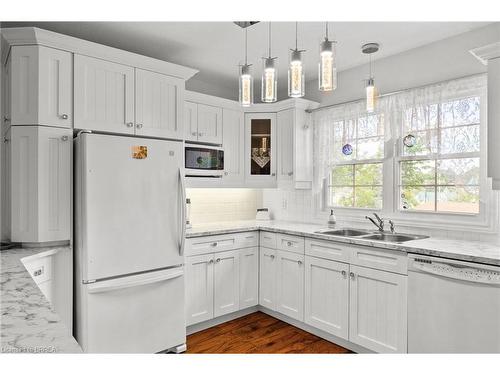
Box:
216;258;221;263
287;241;293;247
270;255;275;259
211;242;218;247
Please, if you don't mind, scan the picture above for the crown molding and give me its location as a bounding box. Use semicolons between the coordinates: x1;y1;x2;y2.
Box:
470;42;500;65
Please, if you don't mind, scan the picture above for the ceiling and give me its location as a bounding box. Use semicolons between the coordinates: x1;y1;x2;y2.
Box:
1;21;490;100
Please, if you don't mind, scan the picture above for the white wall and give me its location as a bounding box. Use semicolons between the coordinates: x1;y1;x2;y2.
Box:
186;188;262;225
305;23;500;106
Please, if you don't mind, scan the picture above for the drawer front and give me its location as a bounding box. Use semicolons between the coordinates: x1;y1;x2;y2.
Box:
305;238;351;263
260;231;277;249
24;256;52;284
349;245;407;275
276;234;305;254
185;231;259;256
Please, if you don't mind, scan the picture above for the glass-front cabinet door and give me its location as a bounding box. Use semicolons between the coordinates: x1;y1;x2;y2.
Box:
245;113;277;187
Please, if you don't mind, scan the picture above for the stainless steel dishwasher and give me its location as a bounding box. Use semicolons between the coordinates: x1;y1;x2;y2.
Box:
408;254;500;353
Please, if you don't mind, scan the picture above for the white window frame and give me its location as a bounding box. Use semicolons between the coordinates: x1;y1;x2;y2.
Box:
320;78;498;233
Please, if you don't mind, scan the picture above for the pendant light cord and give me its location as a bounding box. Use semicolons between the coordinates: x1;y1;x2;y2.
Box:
295;21;298;50
268;22;272;58
245;28;248;65
325;21;329;39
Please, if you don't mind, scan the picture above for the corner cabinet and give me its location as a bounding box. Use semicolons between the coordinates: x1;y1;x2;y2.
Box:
6;45;73;128
8;126;71;243
244;113;277;188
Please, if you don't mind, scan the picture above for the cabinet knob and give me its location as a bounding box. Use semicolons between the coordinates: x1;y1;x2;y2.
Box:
208;259;214;264
191;132;197;136
287;241;293;247
61;114;69;120
271;173;276;176
297;260;302;265
211;242;218;247
126;122;134;128
61;135;69;141
198;132;204;137
288;172;293;176
224;171;228;176
349;272;355;280
216;258;221;263
341;270;347;277
270;254;275;259
4;116;10;122
136;123;143;129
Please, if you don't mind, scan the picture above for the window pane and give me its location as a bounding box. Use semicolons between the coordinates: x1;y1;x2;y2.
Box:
330;187;354;207
441;97;480;127
437;158;480;185
401;160;435;186
403;104;438;133
437;186;479;214
355;163;383;186
400;186;435;211
440;124;480;154
331;165;353;186
402;129;438;156
358;114;383;138
334;119;355;140
355;187;382;209
357;137;384;160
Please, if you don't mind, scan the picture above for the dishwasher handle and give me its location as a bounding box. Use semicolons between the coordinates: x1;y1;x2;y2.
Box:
410;257;500;285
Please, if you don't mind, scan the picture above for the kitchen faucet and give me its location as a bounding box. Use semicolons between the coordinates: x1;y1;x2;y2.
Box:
365;213;385;232
365;213;396;233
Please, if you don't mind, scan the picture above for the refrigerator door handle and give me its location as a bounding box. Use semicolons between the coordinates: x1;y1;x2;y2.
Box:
179;168;187;256
87;268;184;294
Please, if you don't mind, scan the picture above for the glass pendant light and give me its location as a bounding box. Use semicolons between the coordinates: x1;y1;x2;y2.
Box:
362;43;379;113
239;28;253;107
288;22;305;98
318;22;337;92
261;22;277;103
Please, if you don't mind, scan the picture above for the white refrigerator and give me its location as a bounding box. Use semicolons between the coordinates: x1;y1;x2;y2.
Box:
74;132;186;353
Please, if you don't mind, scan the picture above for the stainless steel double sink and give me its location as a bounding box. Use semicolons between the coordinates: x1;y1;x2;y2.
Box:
315;228;428;243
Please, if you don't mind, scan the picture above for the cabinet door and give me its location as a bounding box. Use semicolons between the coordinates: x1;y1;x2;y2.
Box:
276;250;304;321
277;108;294;183
349;265;408;353
3;53;12;132
185;253;214;326
184;101;198;142
197;104;222;144
74;55;134;134
244;113;277;188
10;45;38;126
304;256;349;339
239;247;259;309
259;247;277;310
10;126;71;242
222;108;244;185
214;250;240;317
135;69;184;139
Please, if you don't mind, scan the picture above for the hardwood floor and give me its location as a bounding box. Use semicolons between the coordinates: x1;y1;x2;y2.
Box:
186;312;352;354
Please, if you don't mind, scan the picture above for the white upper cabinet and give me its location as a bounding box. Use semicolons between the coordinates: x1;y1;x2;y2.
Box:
304;256;349;339
222;108;244;185
197;104;223;144
349;265;408;353
184;101;199;142
135;69;184;139
277;108;294;183
276;249;305;321
74;55;135;134
239;246;259;309
8;45;73;128
185;253;214;326
245;112;277;188
213;249;240;317
9;126;71;243
184;102;223;145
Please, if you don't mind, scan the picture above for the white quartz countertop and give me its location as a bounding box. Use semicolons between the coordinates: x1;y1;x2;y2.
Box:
1;246;82;353
186;220;500;266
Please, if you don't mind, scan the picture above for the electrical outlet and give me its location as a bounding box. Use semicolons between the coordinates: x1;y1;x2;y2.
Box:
33;266;44;277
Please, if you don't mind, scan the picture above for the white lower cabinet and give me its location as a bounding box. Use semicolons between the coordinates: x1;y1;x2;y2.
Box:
276;250;304;321
259;247;277;310
349;265;408;353
213;250;240;317
304;256;349;339
239;247;259;309
185;253;214;326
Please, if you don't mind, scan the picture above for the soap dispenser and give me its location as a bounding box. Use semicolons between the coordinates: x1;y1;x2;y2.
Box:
328;209;337;228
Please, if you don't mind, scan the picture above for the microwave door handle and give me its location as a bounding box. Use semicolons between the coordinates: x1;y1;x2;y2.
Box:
178;168;186;256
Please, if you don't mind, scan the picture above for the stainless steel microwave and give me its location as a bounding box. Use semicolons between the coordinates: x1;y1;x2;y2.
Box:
184;145;224;177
